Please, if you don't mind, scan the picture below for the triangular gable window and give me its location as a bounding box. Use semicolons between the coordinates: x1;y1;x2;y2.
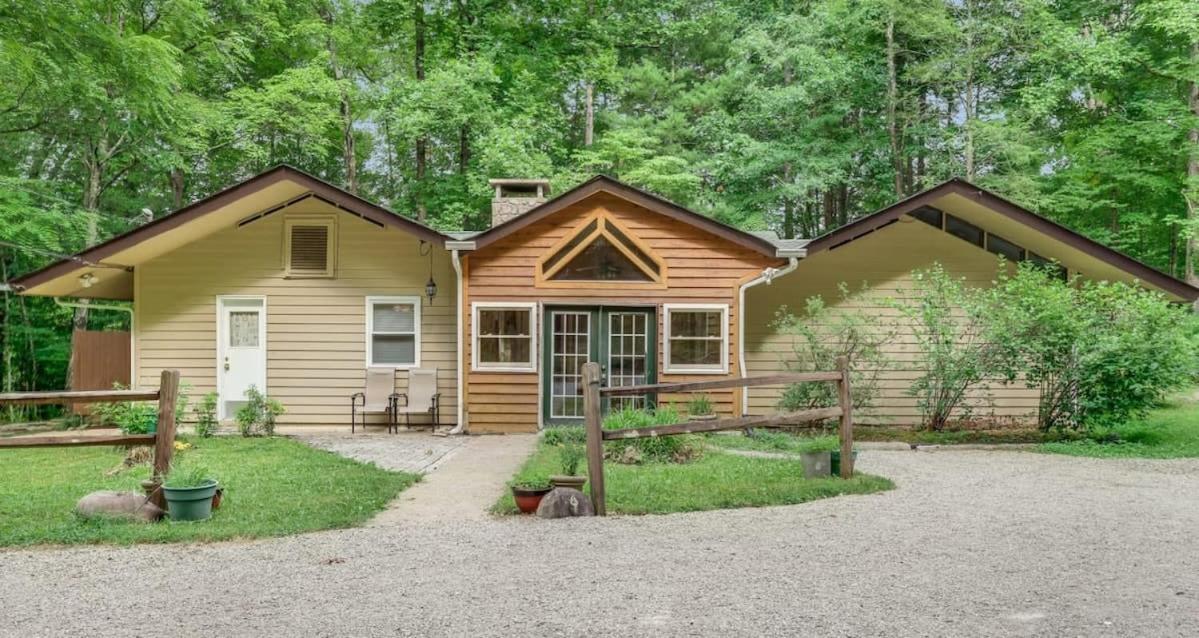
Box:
539;212;664;284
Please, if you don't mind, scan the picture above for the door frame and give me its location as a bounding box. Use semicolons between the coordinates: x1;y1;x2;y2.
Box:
215;294;268;421
540;304;656;426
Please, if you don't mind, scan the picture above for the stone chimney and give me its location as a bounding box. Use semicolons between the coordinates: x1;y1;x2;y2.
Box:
489;178;550;227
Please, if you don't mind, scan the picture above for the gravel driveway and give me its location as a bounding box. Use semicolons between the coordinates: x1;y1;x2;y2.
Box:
4;449;1199;637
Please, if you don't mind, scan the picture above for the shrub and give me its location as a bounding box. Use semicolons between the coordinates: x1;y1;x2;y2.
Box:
602;405;700;463
774;285;893;420
193;392;219;438
889;264;1002;431
987;262;1198;431
93;390;158;435
164;462;215;489
795;435;840;454
235;385;285;437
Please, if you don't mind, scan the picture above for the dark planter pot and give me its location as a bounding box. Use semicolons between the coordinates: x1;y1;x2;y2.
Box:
799;451;831;478
830;450;859;476
549;475;586;491
512;486;552;514
163;480;219;522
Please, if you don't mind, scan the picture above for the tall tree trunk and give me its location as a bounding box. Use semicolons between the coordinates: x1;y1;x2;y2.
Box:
323;6;357;194
1186;43;1199;290
885;16;904;197
782;162;795;239
584;82;594;146
414;0;427;221
169;168;184;209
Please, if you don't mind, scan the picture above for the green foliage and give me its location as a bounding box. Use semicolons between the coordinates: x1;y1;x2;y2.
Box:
602;405;699;464
687;394;713;417
164;463;215;489
542;426;586;446
888;265;1002;430
511;471;551;491
558;442;585;476
987;262;1199;431
235;386;285;437
795;435;840;454
0;437;417;547
91;385;157;435
773;285;894;419
1039;394;1199;458
193;392;219;439
494;438;894;515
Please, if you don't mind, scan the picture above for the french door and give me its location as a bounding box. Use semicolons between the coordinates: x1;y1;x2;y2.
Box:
542;306;656;425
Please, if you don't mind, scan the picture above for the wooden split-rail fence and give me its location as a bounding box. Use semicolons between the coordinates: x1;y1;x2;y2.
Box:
0;369;181;508
582;356;854;516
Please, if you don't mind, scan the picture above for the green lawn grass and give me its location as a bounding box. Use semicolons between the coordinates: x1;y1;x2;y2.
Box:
1038;396;1199;458
703;428;1042;455
0;436;418;547
493;441;893;515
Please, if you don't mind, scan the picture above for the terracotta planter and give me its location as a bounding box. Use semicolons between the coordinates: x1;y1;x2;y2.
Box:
211;487;224;510
512;486;552;514
549;475;586;491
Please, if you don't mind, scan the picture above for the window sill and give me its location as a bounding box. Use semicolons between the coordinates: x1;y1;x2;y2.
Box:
473;365;536;373
662;366;728;375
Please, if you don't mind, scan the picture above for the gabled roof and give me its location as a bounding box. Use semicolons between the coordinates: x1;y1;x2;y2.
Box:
12;165;449;295
469;175;787;258
806;178;1199;301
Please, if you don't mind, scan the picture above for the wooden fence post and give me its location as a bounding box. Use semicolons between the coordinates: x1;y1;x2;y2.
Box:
149;369;181;509
836;356;854;478
582;362;606;516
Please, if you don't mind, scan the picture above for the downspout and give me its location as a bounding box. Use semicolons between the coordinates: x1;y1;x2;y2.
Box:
446;248;467;435
738;256;799;416
54;297;136;388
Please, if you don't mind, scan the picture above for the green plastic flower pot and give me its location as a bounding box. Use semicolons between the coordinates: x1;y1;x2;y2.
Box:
163;480;219;522
830;450;859;476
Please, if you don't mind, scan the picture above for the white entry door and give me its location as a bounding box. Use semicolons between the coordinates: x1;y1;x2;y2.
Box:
217;296;267;420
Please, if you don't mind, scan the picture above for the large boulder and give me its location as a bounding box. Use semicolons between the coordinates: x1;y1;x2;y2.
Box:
536;487;595;518
75;491;164;523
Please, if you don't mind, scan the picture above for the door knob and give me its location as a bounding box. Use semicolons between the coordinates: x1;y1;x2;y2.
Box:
223;357;230;371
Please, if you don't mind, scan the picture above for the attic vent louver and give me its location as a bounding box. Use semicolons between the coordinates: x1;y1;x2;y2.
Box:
285;217;336;277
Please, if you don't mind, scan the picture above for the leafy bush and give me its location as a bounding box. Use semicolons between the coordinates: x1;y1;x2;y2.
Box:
235;385;285;437
602;405;700;464
93;395;158;434
889;264;1002;431
193;391;219;438
795;435;840;453
512;471;551;491
774;285;894;420
987;263;1198;431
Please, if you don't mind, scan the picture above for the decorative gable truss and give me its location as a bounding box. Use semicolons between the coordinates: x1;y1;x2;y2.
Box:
535;210;666;287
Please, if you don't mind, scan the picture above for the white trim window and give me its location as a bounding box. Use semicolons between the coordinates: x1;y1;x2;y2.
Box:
473;302;537;372
366;296;421;368
663;303;729;374
284;216;337;278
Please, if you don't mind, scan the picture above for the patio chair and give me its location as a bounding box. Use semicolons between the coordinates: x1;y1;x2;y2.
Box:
395;368;440;429
351;368;400;433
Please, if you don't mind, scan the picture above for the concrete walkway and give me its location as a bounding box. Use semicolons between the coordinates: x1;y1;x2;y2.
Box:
369;434;537;524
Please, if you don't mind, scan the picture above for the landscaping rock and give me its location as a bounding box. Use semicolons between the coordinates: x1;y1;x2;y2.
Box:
75;491;165;523
535;488;595;518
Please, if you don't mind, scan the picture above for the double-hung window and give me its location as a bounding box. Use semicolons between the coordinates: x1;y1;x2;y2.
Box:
473;303;537;371
663;304;728;374
366;296;420;368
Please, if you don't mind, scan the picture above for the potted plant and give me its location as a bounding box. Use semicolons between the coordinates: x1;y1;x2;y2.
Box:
830;446;858;476
687;394;716;421
550;442;587;490
162;463;219;522
511;473;552;514
796;436;838;478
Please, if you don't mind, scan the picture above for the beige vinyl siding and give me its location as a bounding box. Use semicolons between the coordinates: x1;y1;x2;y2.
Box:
135;199;457;427
745;218;1038;426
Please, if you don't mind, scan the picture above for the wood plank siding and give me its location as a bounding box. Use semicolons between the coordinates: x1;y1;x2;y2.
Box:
744;218;1037;426
464;192;779;433
135;199;458;427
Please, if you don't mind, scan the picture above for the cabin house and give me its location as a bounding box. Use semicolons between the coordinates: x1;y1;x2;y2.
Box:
13;166;1198;432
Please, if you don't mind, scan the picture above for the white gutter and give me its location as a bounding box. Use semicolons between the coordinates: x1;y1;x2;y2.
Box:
738;256;800;416
445;249;467;435
53;297;136;387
